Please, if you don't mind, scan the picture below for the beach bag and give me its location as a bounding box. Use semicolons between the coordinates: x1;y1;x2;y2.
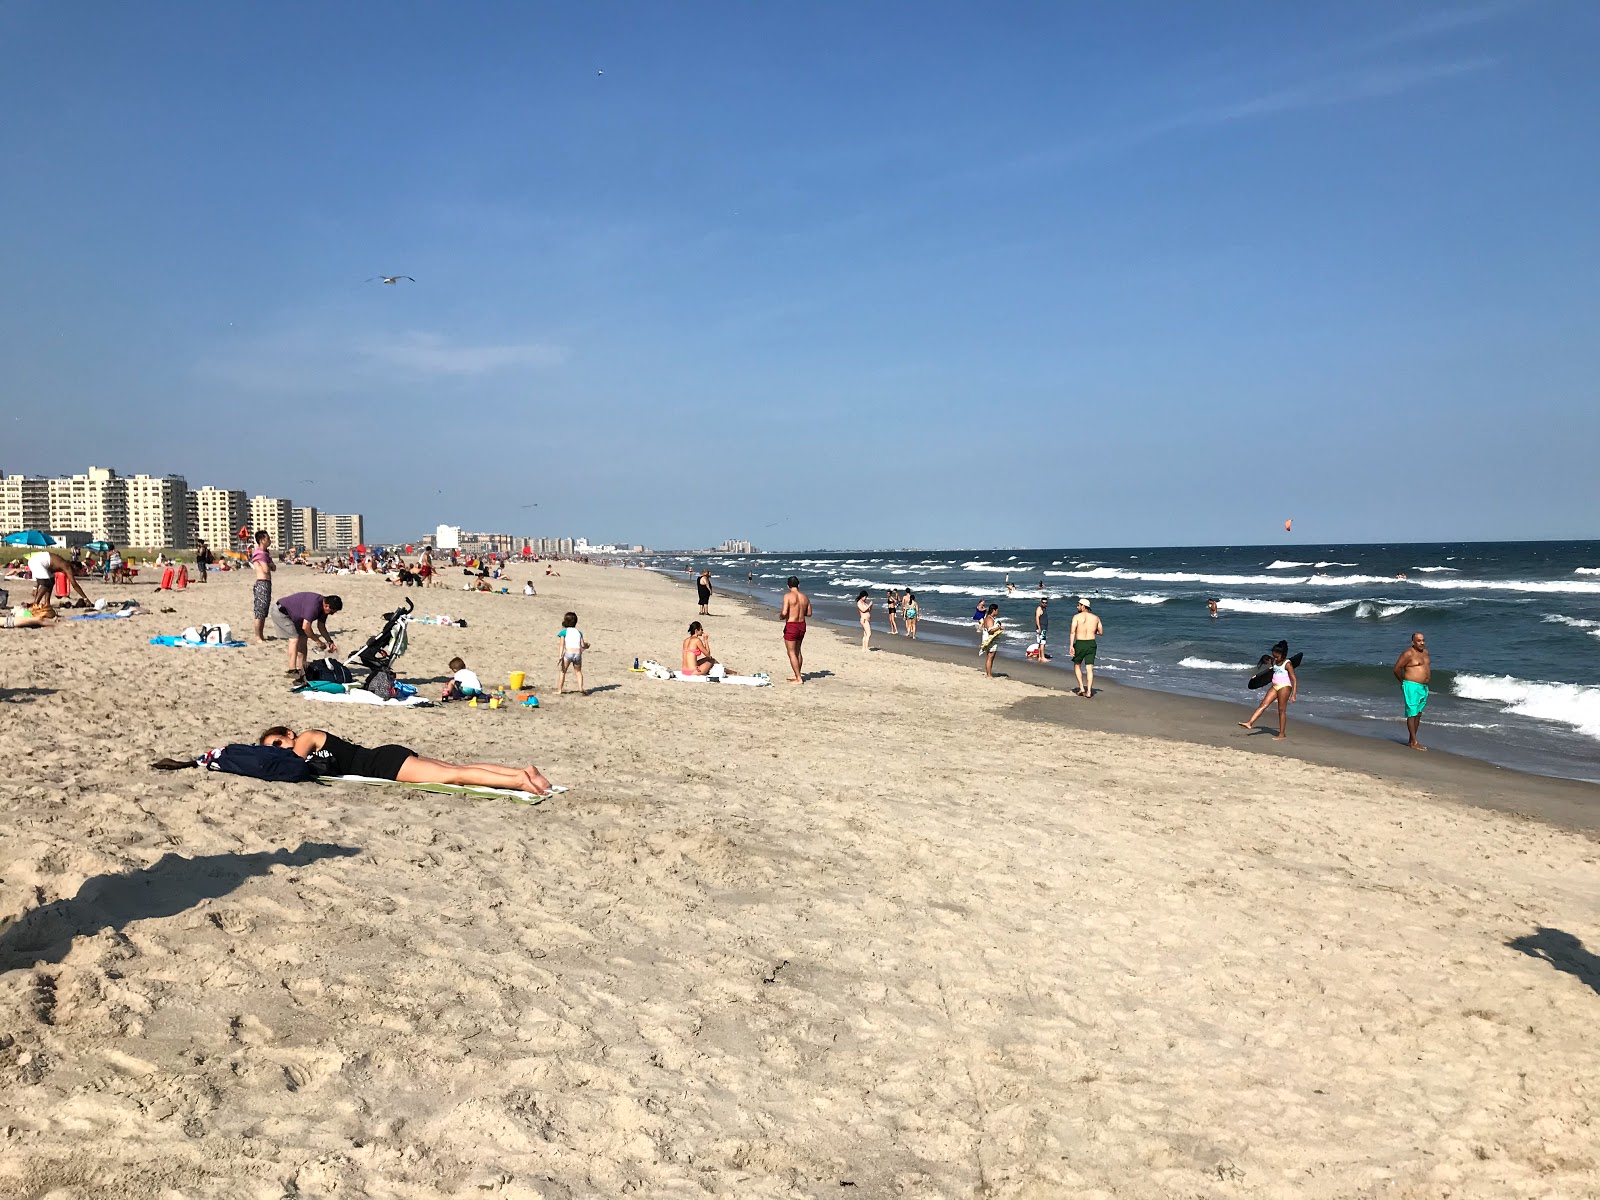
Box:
183;624;233;645
206;744;315;783
306;657;354;685
366;667;397;700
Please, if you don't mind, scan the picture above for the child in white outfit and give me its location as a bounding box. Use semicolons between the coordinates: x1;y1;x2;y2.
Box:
557;611;589;695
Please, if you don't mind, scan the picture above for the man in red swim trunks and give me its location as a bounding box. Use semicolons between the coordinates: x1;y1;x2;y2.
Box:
780;575;812;684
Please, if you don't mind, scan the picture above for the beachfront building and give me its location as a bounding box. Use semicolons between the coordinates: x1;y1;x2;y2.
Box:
318;512;364;551
192;486;247;551
435;524;462;551
125;473;191;549
292;505;320;551
0;473;51;534
249;495;293;552
716;538;757;555
47;467;128;545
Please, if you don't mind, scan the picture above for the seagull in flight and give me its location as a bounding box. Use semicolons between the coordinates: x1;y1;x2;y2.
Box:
367;275;415;285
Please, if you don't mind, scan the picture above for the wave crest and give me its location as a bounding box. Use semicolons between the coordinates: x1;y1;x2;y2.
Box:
1452;674;1600;739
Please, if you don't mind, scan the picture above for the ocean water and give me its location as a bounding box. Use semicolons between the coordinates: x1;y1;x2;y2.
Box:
679;542;1600;784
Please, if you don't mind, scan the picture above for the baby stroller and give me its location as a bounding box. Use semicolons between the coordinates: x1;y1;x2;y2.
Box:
343;597;413;694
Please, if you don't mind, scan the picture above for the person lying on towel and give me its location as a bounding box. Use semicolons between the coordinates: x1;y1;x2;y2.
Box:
259;726;552;795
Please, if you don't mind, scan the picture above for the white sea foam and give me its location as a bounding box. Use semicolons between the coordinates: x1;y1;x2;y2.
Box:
961;562;1011;573
1266;560;1312;570
1452;674;1600;739
1032;566;1600;595
1123;594;1170;605
1576;567;1600;575
1315;561;1357;568
1218;598;1357;616
1179;657;1256;671
1354;601;1416;619
1412;566;1459;573
1410;577;1600;595
1544;614;1600;638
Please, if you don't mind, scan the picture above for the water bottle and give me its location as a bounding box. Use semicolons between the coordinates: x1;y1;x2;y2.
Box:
633;656;640;670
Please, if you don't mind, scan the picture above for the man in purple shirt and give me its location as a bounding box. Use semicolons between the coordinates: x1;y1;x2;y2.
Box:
273;591;343;682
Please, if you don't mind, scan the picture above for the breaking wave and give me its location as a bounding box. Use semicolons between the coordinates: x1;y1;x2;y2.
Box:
1217;598;1357;616
1179;657;1256;672
1452;674;1600;739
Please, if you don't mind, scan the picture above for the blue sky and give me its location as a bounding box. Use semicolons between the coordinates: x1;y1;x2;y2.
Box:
3;1;1595;549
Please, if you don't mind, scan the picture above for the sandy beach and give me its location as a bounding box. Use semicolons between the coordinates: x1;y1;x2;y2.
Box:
3;562;1598;1198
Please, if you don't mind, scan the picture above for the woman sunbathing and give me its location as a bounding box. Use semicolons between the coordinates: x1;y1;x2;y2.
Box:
259;727;553;794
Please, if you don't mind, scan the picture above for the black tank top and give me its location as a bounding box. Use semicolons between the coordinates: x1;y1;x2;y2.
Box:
308;732;369;777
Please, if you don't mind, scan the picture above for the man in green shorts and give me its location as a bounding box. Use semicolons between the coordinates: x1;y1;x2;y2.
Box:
1069;598;1102;698
1392;632;1431;750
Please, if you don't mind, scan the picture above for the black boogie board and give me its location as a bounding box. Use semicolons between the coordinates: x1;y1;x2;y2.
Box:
1248;652;1303;690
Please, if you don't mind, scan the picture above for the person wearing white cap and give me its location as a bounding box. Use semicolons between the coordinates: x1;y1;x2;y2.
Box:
1069;598;1102;697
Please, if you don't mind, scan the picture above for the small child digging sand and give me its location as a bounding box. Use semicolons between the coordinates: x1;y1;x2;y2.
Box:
557;611;590;695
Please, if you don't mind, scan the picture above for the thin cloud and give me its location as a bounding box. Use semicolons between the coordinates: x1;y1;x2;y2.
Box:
1164;57;1498;130
195;328;568;394
357;332;567;376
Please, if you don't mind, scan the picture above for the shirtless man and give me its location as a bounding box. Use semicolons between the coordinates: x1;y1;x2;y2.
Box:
28;550;94;609
779;576;812;683
1393;632;1431;750
1069;599;1103;697
251;530;276;643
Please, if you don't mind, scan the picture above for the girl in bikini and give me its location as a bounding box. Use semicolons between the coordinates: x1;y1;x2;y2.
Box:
904;591;919;639
259;727;553;794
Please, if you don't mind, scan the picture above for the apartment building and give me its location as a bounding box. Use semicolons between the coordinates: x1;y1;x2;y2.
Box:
249;495;293;551
124;474;190;548
0;473;51;534
317;512;365;551
192;486;248;551
47;467;129;545
291;506;320;551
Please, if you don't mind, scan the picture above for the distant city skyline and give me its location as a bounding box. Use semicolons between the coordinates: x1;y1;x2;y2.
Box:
4;3;1596;548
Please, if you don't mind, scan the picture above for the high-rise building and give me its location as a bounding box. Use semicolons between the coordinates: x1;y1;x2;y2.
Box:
292;506;320;551
48;467;128;545
193;487;248;551
318;512;365;551
249;495;293;552
435;524;462;550
125;474;190;548
0;473;50;534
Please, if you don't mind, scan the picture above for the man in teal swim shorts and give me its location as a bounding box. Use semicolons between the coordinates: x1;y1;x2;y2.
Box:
1392;632;1431;751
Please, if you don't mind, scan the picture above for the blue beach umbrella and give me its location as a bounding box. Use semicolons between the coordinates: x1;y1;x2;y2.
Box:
2;530;51;547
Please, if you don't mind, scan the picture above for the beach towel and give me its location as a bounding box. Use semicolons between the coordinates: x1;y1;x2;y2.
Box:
150;635;247;648
69;610;138;621
300;689;434;707
320;775;566;805
641;661;772;687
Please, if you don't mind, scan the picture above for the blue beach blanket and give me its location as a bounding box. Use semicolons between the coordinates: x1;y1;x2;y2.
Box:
149;636;248;648
70;611;138;621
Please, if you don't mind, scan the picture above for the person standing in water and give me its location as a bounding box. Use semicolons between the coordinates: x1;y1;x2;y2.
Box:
904;590;919;639
1240;645;1297;740
885;588;900;635
1393;632;1431;750
780;576;812;683
855;589;874;651
1069;599;1102;697
1208;598;1219;619
1034;595;1051;661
